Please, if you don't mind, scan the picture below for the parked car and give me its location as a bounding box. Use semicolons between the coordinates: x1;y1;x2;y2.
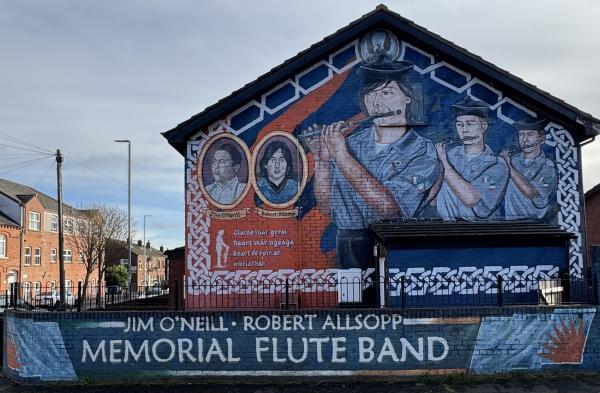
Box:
145;284;162;296
107;285;123;295
35;290;77;308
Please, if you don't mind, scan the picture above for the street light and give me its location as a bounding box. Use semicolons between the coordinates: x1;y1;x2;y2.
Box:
143;215;151;289
114;139;131;290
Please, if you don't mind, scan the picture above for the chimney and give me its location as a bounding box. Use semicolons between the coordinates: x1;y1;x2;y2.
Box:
137;240;142;246
146;241;151;249
159;245;164;253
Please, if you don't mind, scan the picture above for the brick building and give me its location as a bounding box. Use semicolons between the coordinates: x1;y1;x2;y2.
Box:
107;240;166;288
586;184;600;269
0;178;96;300
163;6;599;309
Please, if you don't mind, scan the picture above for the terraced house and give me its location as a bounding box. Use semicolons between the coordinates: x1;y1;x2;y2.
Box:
0;178;97;300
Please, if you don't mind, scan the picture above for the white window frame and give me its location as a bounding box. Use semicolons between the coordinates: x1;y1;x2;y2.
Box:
34;247;41;265
23;282;31;300
34;281;41;296
50;215;58;232
0;235;6;258
28;212;41;231
50;248;57;263
24;247;31;266
64;218;74;234
63;249;72;263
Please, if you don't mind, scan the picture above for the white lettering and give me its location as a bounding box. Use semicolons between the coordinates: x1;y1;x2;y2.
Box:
124;340;149;362
287;338;308;363
151;339;176;362
256;337;269;362
82;340;106;363
358;337;374;362
427;337;449;361
331;337;346;363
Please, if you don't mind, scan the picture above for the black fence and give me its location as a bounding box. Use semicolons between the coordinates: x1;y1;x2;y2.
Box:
3;273;596;312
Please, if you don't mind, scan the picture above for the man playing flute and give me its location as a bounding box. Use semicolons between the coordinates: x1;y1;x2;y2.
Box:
309;60;439;269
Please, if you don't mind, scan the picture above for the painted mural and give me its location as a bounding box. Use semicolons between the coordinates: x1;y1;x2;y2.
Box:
186;29;582;299
4;308;598;382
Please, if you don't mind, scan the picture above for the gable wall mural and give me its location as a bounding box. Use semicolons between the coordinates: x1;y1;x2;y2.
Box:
185;29;583;305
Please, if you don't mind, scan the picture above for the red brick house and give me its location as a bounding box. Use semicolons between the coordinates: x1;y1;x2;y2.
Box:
0;178;97;300
586;184;600;265
106;239;166;289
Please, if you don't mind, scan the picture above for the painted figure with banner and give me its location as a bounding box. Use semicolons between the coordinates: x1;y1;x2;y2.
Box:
501;118;557;220
435;97;509;220
309;58;439;269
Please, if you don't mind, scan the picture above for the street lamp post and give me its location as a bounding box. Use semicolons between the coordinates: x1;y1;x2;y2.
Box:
143;215;151;290
114;140;131;290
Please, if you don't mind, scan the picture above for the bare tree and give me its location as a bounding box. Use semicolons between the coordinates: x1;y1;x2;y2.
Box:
71;204;129;307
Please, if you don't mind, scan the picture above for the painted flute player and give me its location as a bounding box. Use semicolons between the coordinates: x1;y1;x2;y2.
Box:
309;59;439;269
435;97;509;220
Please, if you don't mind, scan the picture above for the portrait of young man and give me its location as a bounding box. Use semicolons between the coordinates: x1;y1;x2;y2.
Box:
205;142;247;205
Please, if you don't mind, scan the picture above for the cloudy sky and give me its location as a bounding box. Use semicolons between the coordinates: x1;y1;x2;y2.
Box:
1;0;599;249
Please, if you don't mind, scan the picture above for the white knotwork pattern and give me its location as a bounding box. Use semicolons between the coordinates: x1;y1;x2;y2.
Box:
389;265;559;296
185;34;584;293
545;124;583;277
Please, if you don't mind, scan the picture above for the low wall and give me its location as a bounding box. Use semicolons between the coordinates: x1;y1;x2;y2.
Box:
4;307;600;383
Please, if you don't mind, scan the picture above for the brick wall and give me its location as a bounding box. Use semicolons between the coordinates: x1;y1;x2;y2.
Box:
4;306;599;383
0;224;21;291
19;197;93;297
586;191;600;246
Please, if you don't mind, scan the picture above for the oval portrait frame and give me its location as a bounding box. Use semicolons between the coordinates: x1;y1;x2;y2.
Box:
197;133;252;210
251;131;308;209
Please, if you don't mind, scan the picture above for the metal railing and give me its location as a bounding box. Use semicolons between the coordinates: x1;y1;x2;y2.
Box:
4;273;595;312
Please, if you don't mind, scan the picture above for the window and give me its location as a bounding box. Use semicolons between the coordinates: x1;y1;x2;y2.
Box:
78;220;87;235
24;247;31;266
23;282;31;299
34;281;41;297
63;249;72;263
50;248;57;263
0;235;6;258
51;215;58;232
34;247;41;265
23;282;30;300
78;251;84;263
66;280;72;294
64;218;74;234
50;281;56;292
28;212;40;231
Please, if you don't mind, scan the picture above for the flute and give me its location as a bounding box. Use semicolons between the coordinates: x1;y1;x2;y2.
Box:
438;135;478;145
297;110;403;141
506;143;538;155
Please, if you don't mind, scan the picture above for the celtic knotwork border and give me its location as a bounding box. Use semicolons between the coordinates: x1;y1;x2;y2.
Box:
389;265;560;296
185;34;584;291
545;124;583;277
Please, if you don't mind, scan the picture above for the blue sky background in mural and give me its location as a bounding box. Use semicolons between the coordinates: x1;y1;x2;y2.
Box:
1;0;599;248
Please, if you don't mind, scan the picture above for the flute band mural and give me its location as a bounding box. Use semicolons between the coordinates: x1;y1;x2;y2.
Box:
186;26;579;303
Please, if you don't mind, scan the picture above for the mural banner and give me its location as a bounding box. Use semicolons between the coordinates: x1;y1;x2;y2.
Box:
4;308;597;382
